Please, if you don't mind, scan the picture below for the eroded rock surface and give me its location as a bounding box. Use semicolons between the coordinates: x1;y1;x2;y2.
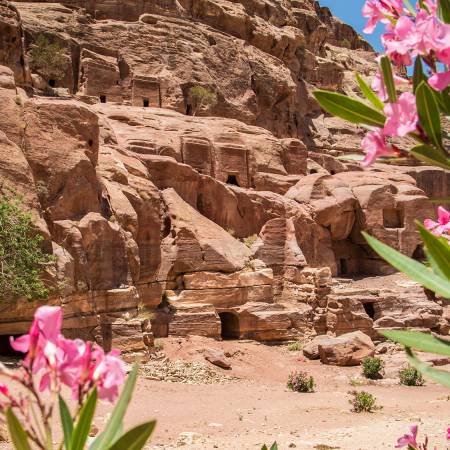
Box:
0;0;448;353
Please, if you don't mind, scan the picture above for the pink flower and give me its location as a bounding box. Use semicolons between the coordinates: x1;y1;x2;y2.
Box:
420;0;437;14
383;92;418;137
0;383;9;397
92;347;126;402
415;11;450;63
363;0;404;34
382;16;417;65
361;129;396;166
447;427;450;440
396;425;419;448
8;305;126;402
11;306;63;375
424;206;450;236
429;70;450;91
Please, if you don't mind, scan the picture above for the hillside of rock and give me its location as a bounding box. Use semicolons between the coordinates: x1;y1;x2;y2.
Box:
0;0;449;354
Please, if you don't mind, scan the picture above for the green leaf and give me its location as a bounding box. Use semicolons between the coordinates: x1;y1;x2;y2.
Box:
355;73;385;111
409;144;450;170
406;348;450;387
110;422;124;446
71;389;98;450
438;0;450;23
380;56;397;103
336;154;365;161
403;0;417;15
432;86;450;116
313;90;386;127
59;395;74;450
107;421;156;450
418;223;450;279
261;446;268;450
270;443;279;450
413;57;427;93
363;232;450;298
89;364;139;450
380;330;450;356
6;408;32;450
416;81;443;149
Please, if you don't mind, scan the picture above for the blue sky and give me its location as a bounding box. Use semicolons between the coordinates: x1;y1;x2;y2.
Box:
318;0;383;52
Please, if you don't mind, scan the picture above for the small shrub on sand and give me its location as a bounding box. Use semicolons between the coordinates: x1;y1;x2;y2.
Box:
348;390;381;413
399;366;425;386
287;371;315;393
287;341;303;352
361;356;384;380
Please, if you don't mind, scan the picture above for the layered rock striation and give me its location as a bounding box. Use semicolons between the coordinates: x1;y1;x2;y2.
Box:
0;0;448;353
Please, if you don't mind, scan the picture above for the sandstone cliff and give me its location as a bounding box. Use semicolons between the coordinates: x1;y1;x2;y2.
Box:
0;0;448;354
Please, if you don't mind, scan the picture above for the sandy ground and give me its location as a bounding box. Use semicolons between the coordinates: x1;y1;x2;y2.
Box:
1;335;449;449
91;337;450;450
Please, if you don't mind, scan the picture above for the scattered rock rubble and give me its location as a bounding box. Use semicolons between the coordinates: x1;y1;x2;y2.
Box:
140;358;237;385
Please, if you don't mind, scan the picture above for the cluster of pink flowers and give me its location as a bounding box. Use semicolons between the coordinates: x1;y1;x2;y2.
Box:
359;0;450;166
424;206;450;237
3;306;125;404
395;424;450;449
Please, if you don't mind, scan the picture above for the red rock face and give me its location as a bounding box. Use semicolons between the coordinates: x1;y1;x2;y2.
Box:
0;0;448;352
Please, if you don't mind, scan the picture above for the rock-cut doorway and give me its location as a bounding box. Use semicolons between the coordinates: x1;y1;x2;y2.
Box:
219;312;240;340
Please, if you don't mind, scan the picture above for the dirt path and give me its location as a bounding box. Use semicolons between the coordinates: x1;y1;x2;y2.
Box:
94;337;450;450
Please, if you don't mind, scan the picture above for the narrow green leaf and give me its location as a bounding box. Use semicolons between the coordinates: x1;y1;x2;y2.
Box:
313;90;386;127
403;0;417;15
413;57;427;93
270;443;279;450
406;348;450;387
336;154;365;161
380;330;450;356
71;389;98;450
417;223;450;279
409;144;450;170
434;86;450;115
59;395;74;450
416;81;443;149
261;446;268;450
438;0;450;23
89;364;139;450
363;232;450;298
6;408;32;450
380;56;397;103
107;421;156;450
110;422;124;446
356;73;385;111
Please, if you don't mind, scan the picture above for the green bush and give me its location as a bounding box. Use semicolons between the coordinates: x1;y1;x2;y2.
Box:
0;194;55;301
348;390;380;413
287;371;314;393
361;356;384;380
188;86;217;115
29;34;67;83
242;234;258;248
399;366;425;386
287;341;303;352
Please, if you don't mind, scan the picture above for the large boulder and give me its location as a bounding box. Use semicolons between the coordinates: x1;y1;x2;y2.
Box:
318;331;375;366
